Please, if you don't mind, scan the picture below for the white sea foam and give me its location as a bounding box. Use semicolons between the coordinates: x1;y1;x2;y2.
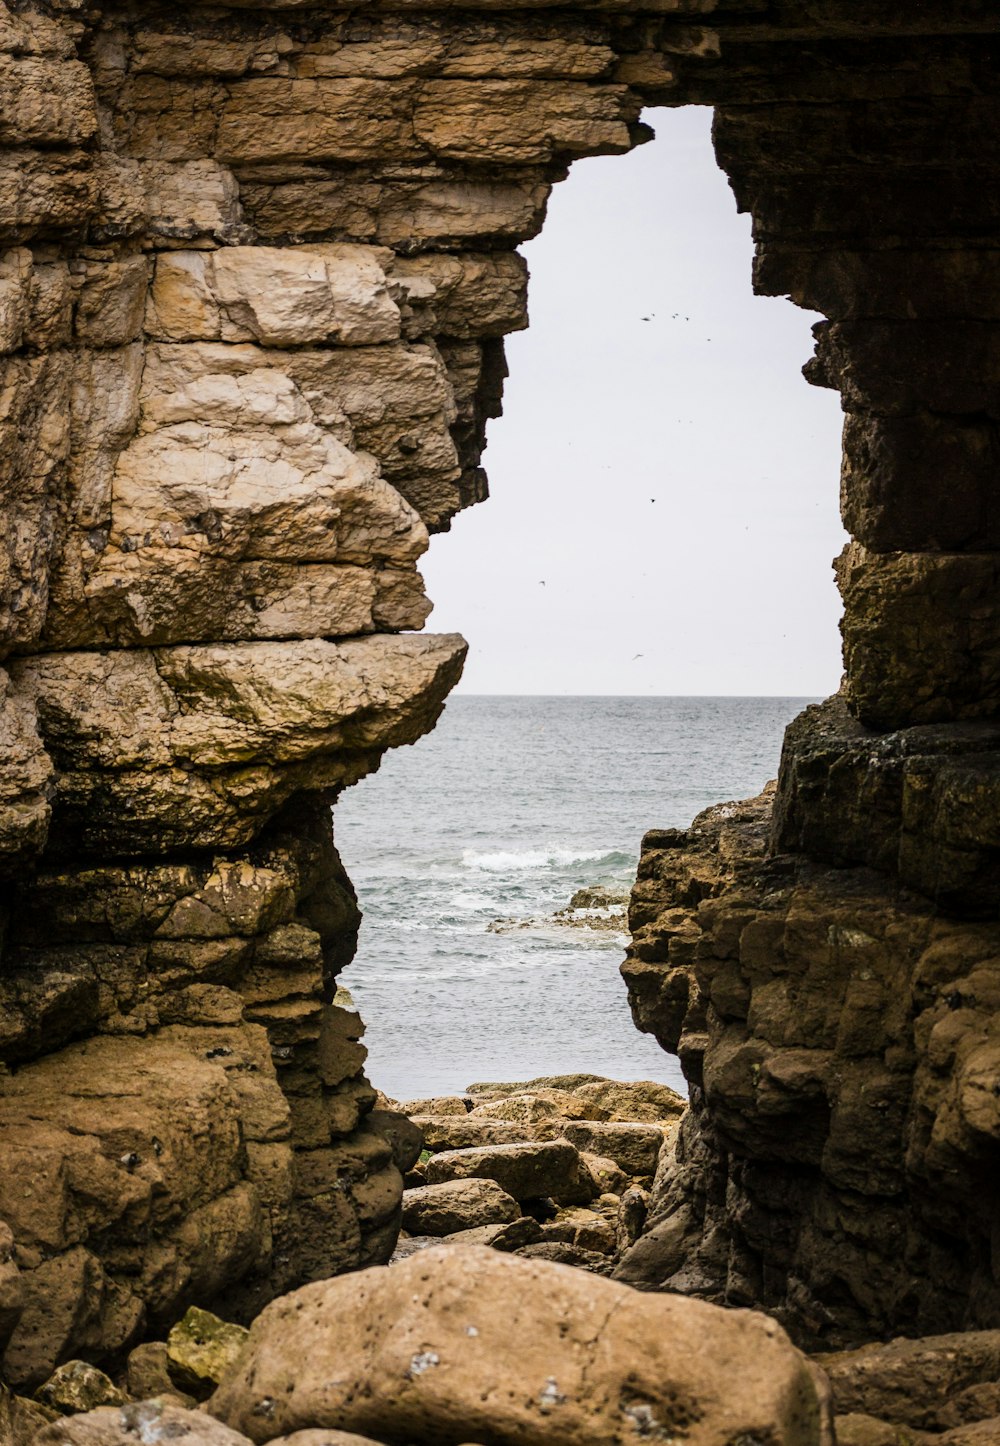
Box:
461;845;613;872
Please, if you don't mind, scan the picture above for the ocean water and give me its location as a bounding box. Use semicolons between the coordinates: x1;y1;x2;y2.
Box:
335;696;812;1101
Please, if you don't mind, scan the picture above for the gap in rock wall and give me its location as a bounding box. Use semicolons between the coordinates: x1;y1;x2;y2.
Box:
335;106;845;1101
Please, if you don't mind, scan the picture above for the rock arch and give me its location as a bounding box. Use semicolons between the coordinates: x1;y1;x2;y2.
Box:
0;0;998;1383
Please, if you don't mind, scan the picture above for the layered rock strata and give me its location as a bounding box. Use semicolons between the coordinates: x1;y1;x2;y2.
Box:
620;790;1000;1347
1;0;999;1387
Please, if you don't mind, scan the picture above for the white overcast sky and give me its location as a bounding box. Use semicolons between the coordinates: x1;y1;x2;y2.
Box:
421;106;847;697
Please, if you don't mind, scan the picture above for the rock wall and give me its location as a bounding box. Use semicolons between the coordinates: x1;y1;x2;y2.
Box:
612;2;1000;1349
1;0;999;1385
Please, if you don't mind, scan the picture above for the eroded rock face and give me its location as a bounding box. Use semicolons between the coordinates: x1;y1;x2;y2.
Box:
0;0;642;1383
618;790;1000;1347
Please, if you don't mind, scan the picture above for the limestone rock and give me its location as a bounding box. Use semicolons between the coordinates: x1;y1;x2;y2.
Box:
0;1033;283;1389
541;1120;664;1177
619;787;1000;1342
546;1207;617;1255
34;1362;125;1415
398;1096;471;1117
425;1140;597;1206
580;1152;629;1196
401;1180;519;1236
208;1245;829;1446
572;1079;686;1123
5;0;1000;1397
147;246;401;349
833;1416;928;1446
14;633;467;854
468;1093;566;1125
412;1116;527;1152
167;1308;249;1400
0;669;52;879
513;1240;615;1275
442;1217;543;1253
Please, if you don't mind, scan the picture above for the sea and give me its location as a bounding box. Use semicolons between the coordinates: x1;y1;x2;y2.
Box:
335;696;812;1102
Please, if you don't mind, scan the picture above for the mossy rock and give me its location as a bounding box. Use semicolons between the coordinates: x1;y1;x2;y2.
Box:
34;1361;124;1414
167;1307;249;1399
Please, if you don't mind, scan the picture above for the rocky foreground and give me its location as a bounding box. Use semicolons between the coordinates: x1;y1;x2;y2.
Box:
2;1075;1000;1446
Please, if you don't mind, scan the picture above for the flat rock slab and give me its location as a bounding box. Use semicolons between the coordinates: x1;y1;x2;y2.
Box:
401;1179;519;1235
552;1120;664;1177
412;1116;526;1152
208;1243;830;1446
425;1139;595;1205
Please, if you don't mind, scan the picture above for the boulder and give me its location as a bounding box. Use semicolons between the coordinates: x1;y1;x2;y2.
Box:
33;1403;254;1446
938;1424;1000;1445
399;1097;470;1117
817;1331;1000;1431
167;1307;249;1400
572;1079;686;1124
425;1140;596;1205
545;1121;664;1177
269;1434;390;1446
580;1152;629;1196
546;1209;616;1256
126;1342;195;1407
401;1180;519;1236
34;1362;125;1415
466;1074;608;1097
208;1244;830;1446
0;1387;57;1446
467;1094;567;1125
412;1116;526;1152
616;1186;649;1252
833;1415;928;1446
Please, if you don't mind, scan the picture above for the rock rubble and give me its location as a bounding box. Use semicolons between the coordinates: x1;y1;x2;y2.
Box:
390;1074;684;1276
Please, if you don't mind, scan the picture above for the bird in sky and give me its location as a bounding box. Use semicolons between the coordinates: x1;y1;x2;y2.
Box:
632;653;644;660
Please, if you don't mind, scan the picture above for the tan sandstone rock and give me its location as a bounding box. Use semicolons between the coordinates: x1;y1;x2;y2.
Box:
208;1244;830;1446
425;1139;596;1205
401;1179;520;1236
539;1119;664;1177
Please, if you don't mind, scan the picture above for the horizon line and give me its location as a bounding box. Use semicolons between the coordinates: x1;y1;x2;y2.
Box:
447;691;823;700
